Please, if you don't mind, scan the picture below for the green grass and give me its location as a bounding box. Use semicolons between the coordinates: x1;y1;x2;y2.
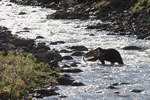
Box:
92;0;110;9
0;49;57;99
132;0;150;12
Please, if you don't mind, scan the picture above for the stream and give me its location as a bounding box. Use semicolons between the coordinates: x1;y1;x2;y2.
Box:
1;0;150;100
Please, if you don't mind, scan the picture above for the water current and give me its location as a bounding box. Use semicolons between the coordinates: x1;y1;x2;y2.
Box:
1;0;150;100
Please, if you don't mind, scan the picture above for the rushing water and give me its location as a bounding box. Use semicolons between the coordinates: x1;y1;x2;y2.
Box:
1;0;150;100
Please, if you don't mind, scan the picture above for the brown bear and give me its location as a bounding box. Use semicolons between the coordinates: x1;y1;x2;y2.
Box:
83;47;124;65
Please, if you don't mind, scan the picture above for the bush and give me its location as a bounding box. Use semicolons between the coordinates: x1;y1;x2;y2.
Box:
0;49;57;99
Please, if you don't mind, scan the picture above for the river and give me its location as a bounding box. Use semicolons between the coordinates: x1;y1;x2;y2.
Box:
1;0;150;100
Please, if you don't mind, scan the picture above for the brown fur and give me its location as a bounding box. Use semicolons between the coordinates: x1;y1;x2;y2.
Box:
84;47;124;65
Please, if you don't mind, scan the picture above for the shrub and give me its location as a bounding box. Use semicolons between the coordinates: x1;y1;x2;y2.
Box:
0;49;57;99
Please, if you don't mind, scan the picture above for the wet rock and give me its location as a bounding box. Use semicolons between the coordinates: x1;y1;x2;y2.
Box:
61;68;83;73
33;88;59;98
35;53;47;63
46;51;63;61
107;85;119;89
68;46;88;51
18;12;26;15
36;36;45;39
60;49;72;53
112;83;120;86
87;23;109;30
62;64;71;68
62;56;73;60
72;82;85;86
120;82;130;85
35;50;62;68
59;95;67;98
36;43;50;51
131;89;143;93
47;10;89;20
57;76;74;85
70;62;80;67
71;51;84;56
122;46;143;50
6;4;12;6
50;41;65;45
10;38;35;47
89;34;95;36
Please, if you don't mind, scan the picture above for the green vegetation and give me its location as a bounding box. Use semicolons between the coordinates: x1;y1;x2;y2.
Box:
92;0;110;9
132;0;150;12
0;49;57;99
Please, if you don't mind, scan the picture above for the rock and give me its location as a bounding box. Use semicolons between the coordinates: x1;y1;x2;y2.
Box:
87;23;109;29
46;51;63;61
62;56;73;60
36;43;50;51
35;51;62;68
72;82;85;86
131;89;143;93
61;68;83;73
36;36;45;39
107;85;119;89
60;49;72;53
57;76;74;85
59;95;67;98
70;62;80;67
10;39;35;47
68;46;88;51
6;4;12;6
47;10;89;20
33;88;59;98
62;64;71;68
35;53;47;63
18;12;26;15
89;34;95;36
50;41;65;45
71;51;84;56
122;46;143;50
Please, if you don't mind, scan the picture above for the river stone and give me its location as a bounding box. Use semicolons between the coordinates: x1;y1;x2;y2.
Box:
71;51;84;56
57;76;74;85
68;46;88;51
33;88;59;98
50;41;65;45
70;62;80;67
107;85;119;89
47;10;89;19
131;89;143;93
36;43;50;51
60;49;72;53
36;36;45;39
72;82;85;86
18;12;26;15
122;46;142;50
10;39;35;47
62;56;73;60
46;51;62;61
61;68;83;73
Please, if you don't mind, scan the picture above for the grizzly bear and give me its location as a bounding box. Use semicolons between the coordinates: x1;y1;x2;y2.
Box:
83;47;124;65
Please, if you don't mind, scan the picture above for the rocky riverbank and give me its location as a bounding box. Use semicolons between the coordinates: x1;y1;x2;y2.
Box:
0;25;86;99
10;0;150;39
